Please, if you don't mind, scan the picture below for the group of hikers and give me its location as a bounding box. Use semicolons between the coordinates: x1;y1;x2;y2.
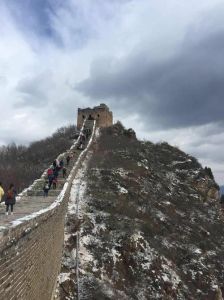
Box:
43;130;88;197
43;131;88;197
43;154;71;197
0;126;90;215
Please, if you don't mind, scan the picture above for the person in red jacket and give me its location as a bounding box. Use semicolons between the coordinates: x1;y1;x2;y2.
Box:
47;168;53;178
47;168;54;188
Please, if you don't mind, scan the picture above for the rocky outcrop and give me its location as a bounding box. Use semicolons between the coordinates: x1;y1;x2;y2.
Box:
193;174;220;202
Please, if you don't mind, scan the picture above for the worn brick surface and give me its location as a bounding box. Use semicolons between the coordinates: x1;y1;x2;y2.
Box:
0;199;66;300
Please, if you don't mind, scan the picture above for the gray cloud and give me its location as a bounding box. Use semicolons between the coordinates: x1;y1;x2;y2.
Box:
0;0;224;184
77;29;224;129
16;74;50;107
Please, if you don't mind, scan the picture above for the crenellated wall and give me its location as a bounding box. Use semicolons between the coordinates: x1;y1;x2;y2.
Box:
0;120;96;300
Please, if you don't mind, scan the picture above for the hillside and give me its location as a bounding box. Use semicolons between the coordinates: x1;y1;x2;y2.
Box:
0;125;76;193
60;122;223;300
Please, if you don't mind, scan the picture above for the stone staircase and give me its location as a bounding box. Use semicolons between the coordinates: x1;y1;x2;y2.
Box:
26;149;83;197
0;120;95;228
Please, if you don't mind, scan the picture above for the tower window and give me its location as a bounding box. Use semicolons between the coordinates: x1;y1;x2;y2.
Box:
97;114;100;118
82;115;85;119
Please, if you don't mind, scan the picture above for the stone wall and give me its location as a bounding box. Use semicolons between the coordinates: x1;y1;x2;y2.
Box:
0;121;96;300
0;199;67;300
77;103;113;129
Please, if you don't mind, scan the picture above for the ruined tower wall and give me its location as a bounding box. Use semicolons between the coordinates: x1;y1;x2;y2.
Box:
77;104;113;129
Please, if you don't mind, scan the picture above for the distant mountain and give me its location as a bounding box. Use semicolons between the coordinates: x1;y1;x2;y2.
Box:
220;185;224;195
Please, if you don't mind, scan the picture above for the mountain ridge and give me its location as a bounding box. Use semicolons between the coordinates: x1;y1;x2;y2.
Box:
58;122;223;300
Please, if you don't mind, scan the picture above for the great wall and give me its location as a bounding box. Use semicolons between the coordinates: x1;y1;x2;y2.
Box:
0;104;113;300
0;104;223;300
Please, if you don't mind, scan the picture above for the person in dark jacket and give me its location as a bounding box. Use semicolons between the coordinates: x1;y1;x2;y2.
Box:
77;141;84;150
43;181;50;197
52;177;57;190
59;159;64;169
53;168;59;179
5;184;16;215
62;167;67;178
48;174;54;189
66;155;71;166
53;160;57;169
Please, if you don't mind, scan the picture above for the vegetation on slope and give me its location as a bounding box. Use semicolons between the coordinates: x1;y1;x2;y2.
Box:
75;122;223;300
0;125;76;193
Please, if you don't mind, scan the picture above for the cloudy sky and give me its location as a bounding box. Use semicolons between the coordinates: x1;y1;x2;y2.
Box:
0;0;223;184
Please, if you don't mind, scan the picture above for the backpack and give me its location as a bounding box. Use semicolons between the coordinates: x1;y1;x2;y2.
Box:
7;190;13;199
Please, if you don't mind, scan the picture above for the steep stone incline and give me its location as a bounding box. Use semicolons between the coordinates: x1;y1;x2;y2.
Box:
0;121;96;300
64;123;223;300
0;139;82;234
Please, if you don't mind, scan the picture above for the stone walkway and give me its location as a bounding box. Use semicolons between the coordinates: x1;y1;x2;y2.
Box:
0;196;55;227
0;148;83;231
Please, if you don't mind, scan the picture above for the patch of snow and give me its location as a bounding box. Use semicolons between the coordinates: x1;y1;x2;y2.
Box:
114;168;129;178
171;159;192;166
211;284;219;291
137;160;149;169
175;209;186;217
131;231;143;244
194;248;202;254
162;239;171;249
161;258;181;288
95;127;100;138
119;187;128;194
117;183;128;194
206;250;216;256
58;272;71;284
189;245;202;255
162;274;170;282
111;248;121;264
79;242;94;263
92;222;106;234
155;210;166;221
64;233;72;243
164;201;171;205
131;231;156;270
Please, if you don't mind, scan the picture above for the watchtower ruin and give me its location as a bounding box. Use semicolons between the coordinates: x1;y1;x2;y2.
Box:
77;103;113;129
